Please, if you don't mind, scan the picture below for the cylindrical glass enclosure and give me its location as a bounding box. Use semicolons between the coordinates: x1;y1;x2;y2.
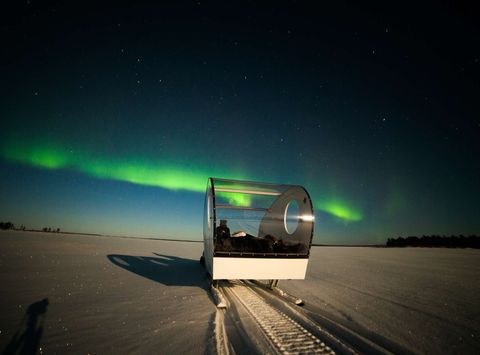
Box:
203;178;314;258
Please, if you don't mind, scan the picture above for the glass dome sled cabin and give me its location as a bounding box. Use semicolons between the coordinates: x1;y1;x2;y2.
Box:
202;178;315;280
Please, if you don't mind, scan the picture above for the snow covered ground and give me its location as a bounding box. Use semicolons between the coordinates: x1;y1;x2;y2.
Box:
0;231;479;354
280;246;480;354
0;232;214;354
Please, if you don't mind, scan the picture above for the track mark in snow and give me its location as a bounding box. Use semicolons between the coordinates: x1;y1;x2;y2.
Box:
214;310;230;355
229;283;335;354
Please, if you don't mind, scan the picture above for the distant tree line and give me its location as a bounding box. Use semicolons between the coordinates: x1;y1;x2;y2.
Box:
386;235;480;248
1;221;27;230
0;221;16;230
1;221;61;233
42;227;61;233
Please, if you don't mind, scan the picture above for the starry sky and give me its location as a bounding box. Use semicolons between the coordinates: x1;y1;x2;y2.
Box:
1;1;479;244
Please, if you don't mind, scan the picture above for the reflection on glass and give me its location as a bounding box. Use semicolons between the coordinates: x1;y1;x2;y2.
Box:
284;200;300;234
204;178;314;256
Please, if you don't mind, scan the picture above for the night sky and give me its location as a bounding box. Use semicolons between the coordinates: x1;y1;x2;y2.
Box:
1;1;479;244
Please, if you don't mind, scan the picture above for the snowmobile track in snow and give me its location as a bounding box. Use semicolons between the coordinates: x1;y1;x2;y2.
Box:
220;281;337;354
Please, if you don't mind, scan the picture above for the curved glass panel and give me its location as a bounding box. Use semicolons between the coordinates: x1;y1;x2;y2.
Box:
208;178;314;257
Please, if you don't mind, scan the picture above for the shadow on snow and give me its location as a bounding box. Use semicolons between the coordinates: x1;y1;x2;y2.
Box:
107;253;209;290
3;298;49;355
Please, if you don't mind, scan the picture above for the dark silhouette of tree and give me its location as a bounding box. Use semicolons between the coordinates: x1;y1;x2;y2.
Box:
0;221;15;230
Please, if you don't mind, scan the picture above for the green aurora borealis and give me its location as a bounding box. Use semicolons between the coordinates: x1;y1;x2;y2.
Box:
1;140;362;222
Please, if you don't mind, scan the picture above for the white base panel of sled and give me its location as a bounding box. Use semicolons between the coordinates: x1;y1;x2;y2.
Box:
212;257;308;280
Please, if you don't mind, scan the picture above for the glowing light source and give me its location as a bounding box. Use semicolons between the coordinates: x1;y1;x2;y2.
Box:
316;200;362;222
3;143;70;169
299;215;315;222
1;140;364;222
1;141;242;194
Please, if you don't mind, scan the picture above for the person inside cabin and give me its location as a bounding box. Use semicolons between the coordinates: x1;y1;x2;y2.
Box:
216;219;231;239
216;219;232;251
